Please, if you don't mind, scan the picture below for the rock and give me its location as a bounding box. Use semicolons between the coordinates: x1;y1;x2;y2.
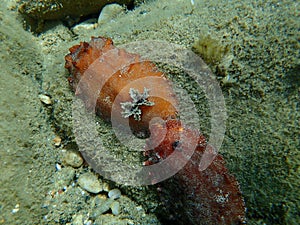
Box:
62;150;83;168
18;0;133;21
91;198;114;219
110;201;120;216
98;4;124;25
108;188;121;200
78;173;102;194
53;136;62;147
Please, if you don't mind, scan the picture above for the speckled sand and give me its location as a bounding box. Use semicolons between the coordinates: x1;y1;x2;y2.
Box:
0;0;299;224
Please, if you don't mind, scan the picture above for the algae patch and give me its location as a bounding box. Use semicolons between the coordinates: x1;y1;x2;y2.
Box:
193;35;229;65
192;35;233;75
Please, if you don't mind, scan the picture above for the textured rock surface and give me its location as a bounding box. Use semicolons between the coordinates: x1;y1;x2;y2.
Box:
18;0;133;21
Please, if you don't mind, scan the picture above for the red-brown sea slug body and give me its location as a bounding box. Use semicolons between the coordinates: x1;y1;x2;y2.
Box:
65;36;177;135
65;36;246;224
145;120;246;225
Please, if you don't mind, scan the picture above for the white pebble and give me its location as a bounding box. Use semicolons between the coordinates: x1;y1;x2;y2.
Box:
72;214;83;225
55;163;62;171
11;204;20;214
39;94;52;105
108;189;121;200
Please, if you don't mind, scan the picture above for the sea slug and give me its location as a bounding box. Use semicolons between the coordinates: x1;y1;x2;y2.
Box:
65;36;246;224
145;119;246;224
65;36;177;135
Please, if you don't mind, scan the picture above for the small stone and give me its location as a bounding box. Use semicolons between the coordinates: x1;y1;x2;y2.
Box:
53;136;62;147
11;204;20;214
108;189;121;200
110;201;120;216
39;94;52;105
91;198;114;219
55;163;62;171
78;173;102;194
62;150;83;168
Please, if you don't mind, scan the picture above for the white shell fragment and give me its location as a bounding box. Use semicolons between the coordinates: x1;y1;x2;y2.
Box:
38;94;52;105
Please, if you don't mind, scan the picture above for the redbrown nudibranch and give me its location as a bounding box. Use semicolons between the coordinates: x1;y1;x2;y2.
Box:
65;36;246;224
65;36;177;135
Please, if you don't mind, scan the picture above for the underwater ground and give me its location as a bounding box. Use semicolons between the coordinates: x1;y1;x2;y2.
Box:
0;0;299;224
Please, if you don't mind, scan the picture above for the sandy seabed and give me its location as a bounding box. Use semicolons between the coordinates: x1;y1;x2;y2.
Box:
0;0;299;224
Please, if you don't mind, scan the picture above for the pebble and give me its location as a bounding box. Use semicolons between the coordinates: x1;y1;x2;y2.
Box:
53;136;62;147
55;163;62;171
110;201;120;216
91;198;114;219
93;195;106;207
62;150;83;168
108;189;121;200
39;94;52;105
78;173;102;194
11;204;20;214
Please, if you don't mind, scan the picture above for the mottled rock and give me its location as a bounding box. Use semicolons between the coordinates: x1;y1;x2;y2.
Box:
78;173;102;194
62;150;83;168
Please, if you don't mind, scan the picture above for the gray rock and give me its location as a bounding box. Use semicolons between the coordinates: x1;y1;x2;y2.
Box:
108;188;121;200
78;173;102;194
91;198;114;219
98;3;124;25
110;201;120;216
